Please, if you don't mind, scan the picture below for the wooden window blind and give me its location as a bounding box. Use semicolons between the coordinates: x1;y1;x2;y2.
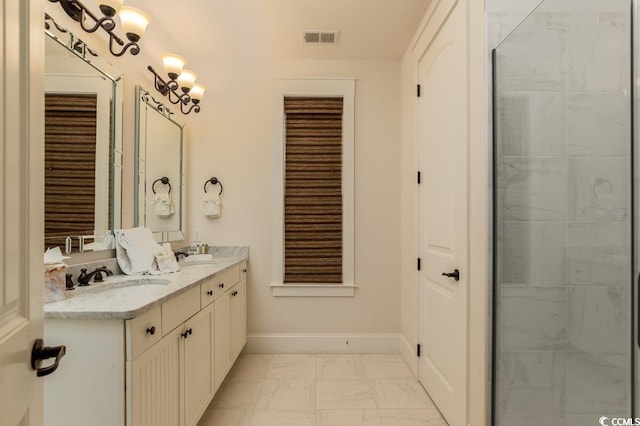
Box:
44;93;98;248
284;96;343;283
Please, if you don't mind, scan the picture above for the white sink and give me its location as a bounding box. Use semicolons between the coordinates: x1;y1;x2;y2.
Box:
179;254;226;266
82;277;171;295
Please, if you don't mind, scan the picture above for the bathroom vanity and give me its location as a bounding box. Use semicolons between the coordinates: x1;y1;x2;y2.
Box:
44;253;247;426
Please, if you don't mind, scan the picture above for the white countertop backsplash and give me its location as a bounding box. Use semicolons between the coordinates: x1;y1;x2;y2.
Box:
45;246;248;320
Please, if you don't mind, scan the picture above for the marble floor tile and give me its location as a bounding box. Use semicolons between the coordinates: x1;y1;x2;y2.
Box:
317;380;377;409
211;381;263;410
362;355;414;380
266;354;317;379
197;408;252;426
377;409;447;426
198;354;447;426
372;380;436;409
317;355;368;381
316;409;382;426
255;378;316;410
227;354;273;383
249;409;316;426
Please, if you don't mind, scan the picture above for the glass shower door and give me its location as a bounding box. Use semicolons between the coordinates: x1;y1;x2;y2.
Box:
493;0;634;424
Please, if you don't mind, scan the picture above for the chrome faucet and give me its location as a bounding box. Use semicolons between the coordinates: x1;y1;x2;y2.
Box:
77;266;113;286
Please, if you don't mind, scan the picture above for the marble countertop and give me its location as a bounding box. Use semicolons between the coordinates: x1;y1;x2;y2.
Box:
45;252;247;320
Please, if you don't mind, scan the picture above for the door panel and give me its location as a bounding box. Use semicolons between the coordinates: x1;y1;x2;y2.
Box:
0;0;45;425
417;1;468;425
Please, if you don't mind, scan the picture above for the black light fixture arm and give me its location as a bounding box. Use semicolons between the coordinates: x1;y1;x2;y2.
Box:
48;0;140;57
148;66;201;114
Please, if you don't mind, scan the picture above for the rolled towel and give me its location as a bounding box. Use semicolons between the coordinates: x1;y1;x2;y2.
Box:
202;193;221;217
151;192;174;217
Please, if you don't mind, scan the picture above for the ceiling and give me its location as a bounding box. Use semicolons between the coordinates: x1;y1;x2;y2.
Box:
131;0;432;62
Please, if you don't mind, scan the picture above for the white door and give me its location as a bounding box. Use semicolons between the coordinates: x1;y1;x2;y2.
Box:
0;1;48;425
417;1;468;425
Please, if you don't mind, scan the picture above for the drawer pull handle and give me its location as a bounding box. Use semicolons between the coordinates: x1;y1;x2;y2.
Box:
207;290;213;296
181;328;193;339
146;326;156;335
219;283;225;289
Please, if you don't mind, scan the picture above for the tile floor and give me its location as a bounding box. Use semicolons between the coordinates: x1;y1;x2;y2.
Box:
198;354;448;426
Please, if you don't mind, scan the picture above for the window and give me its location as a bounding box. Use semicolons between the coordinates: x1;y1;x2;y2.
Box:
272;79;355;296
284;96;343;284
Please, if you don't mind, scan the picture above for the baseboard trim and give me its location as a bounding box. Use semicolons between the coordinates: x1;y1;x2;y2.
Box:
244;333;405;355
399;334;418;377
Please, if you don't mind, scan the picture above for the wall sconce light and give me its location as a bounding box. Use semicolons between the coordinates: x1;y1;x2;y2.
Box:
48;0;149;57
148;54;206;115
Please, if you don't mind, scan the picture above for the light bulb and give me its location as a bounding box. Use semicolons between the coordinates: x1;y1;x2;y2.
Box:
190;83;206;103
162;53;186;80
118;6;150;43
177;70;197;93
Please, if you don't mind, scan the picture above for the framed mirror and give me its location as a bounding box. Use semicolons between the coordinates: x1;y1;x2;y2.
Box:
44;16;123;252
134;85;185;242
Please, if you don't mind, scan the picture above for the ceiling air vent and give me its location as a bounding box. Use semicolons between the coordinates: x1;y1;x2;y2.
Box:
303;31;339;44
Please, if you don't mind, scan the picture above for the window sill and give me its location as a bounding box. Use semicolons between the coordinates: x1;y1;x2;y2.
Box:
270;283;357;297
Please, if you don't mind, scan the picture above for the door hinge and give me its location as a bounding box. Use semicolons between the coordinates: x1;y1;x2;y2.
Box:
417;84;421;97
417;344;421;357
417;171;421;184
417;258;421;271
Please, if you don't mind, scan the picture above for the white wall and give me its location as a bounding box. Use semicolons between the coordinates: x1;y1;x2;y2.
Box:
186;58;403;335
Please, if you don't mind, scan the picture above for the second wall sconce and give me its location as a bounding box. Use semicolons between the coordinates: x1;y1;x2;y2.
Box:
148;53;206;115
48;0;150;57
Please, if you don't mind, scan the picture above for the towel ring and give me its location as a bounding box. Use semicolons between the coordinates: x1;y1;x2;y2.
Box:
152;177;172;194
204;177;223;195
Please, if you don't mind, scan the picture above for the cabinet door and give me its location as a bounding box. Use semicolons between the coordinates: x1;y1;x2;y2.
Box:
183;304;214;426
130;327;181;426
214;292;231;391
231;279;247;361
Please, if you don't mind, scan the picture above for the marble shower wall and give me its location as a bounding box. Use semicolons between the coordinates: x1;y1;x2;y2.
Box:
494;1;632;424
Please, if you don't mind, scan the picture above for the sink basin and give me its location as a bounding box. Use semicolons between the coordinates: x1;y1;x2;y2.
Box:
85;283;169;298
82;277;171;295
179;254;226;266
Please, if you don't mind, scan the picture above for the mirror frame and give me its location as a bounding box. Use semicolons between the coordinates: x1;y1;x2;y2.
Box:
134;85;186;242
44;15;123;252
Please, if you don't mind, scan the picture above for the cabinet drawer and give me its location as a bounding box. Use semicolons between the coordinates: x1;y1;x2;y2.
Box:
239;261;248;280
128;305;162;360
162;286;200;335
201;276;217;308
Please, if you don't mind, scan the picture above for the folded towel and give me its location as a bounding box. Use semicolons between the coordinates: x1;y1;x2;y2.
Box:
151;192;174;217
115;227;165;275
202;193;221;217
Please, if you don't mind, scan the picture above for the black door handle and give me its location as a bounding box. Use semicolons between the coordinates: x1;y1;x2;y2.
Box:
442;269;460;281
31;339;66;377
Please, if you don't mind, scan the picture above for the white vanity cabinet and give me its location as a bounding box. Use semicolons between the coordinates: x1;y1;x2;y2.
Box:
44;259;247;426
213;261;247;391
127;286;213;426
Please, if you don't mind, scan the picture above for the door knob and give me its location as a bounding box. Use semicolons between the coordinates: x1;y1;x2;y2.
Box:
31;339;66;377
442;269;460;281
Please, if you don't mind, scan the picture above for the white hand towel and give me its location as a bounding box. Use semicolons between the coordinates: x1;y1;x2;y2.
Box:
202;193;221;217
151;192;174;217
116;227;165;275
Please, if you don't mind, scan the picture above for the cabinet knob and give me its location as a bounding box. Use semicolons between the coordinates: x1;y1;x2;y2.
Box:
242;268;247;273
207;290;213;296
188;328;193;335
181;330;189;339
146;326;156;335
219;283;224;289
232;290;238;297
